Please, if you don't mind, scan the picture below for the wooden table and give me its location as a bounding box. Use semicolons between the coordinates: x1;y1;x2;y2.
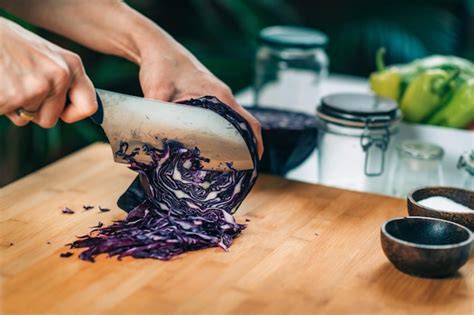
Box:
1;143;472;315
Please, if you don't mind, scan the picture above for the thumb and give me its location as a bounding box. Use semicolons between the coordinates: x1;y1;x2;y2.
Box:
61;72;97;123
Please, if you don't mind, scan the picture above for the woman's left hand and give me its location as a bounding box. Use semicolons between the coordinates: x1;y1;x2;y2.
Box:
139;44;263;159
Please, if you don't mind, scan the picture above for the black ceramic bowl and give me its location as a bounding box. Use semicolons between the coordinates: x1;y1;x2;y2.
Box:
381;216;473;278
408;187;474;231
245;106;318;175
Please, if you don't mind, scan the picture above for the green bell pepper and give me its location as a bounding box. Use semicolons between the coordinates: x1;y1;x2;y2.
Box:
400;68;459;123
369;48;401;100
370;52;474;103
427;79;474;128
415;55;474;77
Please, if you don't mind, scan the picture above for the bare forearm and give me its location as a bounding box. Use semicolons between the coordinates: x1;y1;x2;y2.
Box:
0;0;168;64
0;0;264;153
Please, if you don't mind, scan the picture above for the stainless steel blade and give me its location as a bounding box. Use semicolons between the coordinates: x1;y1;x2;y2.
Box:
96;89;253;171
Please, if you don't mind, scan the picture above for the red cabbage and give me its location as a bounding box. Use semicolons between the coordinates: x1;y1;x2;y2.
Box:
90;222;104;229
61;207;75;214
69;96;258;262
98;206;111;212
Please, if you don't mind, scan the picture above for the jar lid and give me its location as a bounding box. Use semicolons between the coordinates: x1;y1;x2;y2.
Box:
317;93;399;128
258;26;328;49
397;140;444;161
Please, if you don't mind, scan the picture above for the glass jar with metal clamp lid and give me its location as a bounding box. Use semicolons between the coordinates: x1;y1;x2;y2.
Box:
390;141;445;197
316;93;401;194
254;26;329;114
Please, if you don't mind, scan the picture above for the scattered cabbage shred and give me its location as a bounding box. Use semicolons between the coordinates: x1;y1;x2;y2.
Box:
70;97;258;262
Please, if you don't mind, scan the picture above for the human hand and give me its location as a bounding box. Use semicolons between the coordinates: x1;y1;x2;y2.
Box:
0;2;262;156
139;44;263;158
0;18;97;127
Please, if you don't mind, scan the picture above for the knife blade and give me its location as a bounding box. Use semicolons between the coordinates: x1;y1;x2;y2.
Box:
90;89;253;171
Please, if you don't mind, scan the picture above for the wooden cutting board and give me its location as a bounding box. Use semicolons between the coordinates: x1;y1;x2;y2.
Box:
1;143;472;315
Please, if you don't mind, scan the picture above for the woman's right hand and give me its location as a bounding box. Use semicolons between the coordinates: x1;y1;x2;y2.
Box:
0;17;97;127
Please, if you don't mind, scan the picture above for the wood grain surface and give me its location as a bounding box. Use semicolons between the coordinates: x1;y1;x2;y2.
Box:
1;143;472;315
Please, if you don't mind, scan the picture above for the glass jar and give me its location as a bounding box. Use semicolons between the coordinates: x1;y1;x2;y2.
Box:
316;93;400;195
457;150;474;190
391;141;444;197
254;26;329;114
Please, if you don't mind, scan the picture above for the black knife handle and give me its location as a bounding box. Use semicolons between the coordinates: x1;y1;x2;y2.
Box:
90;91;104;125
65;91;103;125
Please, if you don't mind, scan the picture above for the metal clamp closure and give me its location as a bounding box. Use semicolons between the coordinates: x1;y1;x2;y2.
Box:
360;117;391;177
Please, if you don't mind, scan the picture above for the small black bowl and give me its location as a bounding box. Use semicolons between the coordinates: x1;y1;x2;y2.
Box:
408;187;474;230
381;216;473;278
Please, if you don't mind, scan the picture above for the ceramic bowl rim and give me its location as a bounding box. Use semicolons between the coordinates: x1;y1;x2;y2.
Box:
381;216;474;250
407;186;474;216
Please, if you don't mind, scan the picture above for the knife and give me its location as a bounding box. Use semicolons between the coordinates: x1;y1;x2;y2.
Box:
89;89;253;171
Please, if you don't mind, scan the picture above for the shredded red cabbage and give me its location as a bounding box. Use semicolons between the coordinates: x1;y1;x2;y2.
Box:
247;107;317;130
69;96;258;262
62;207;75;214
98;206;111;212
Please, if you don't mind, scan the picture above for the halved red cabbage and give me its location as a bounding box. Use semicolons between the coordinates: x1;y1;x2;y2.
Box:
69;96;258;262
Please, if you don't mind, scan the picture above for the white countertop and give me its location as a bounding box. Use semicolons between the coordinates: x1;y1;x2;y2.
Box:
237;74;473;196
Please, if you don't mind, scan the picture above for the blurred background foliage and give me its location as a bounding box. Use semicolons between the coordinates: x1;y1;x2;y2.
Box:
1;0;473;186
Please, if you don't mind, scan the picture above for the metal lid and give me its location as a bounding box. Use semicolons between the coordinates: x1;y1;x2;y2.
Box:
397;140;444;161
258;26;328;49
317;93;399;128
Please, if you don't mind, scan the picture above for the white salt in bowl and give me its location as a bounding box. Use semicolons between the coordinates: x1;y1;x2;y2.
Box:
408;187;474;231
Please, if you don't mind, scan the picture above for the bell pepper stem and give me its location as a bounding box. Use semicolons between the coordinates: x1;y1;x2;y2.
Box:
376;47;386;72
432;67;460;95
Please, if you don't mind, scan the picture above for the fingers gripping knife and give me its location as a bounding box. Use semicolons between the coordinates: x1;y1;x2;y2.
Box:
90;89;253;171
